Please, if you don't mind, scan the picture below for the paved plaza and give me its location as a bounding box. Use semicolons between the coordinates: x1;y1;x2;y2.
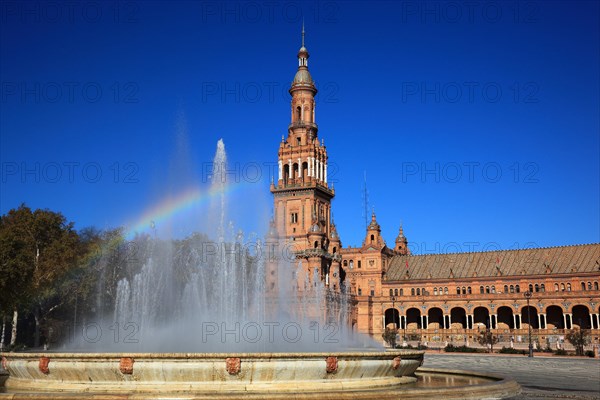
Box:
423;353;599;399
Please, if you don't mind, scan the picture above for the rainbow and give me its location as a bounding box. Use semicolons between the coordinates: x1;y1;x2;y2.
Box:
122;179;257;240
76;180;254;268
123;186;203;240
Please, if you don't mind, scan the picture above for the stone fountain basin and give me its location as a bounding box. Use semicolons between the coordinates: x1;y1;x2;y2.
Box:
1;350;423;395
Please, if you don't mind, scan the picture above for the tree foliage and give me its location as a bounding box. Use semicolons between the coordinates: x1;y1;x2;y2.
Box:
476;328;499;353
566;328;590;356
382;327;398;348
0;204;81;346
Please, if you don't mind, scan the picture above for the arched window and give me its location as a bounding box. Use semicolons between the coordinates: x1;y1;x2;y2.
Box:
349;260;354;269
422;287;426;295
462;287;466;294
528;284;533;293
595;282;599;291
296;106;301;121
370;234;374;243
540;284;545;292
343;260;348;267
314;241;319;249
439;287;443;294
561;283;565;291
510;285;515;293
434;288;438;295
400;288;404;296
480;286;484;294
554;283;559;291
486;286;490;294
534;284;539;292
581;282;586;291
444;287;448;295
389;289;393;296
567;283;571;291
358;287;362;295
491;286;496;294
332;247;337;254
504;285;508;293
416;288;421;296
467;286;472;294
358;260;361;269
515;285;520;293
588;282;592;290
394;289;398;296
456;287;460;295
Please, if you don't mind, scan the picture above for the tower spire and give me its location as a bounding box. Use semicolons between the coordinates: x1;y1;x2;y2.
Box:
302;20;305;47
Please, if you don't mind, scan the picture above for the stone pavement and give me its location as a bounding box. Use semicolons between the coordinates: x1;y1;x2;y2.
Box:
423;353;600;399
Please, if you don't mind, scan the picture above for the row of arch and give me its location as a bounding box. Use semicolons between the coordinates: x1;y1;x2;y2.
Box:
384;304;600;331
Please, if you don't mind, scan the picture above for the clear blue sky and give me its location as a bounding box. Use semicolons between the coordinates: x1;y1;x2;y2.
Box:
1;1;598;253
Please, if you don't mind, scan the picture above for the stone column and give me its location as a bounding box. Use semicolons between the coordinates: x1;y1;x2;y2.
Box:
317;159;322;181
324;163;328;184
537;314;542;330
469;314;474;329
541;313;546;329
288;159;293;179
567;313;573;329
513;314;517;330
278;160;282;180
494;314;498;329
320;159;324;182
590;314;595;329
449;314;452;329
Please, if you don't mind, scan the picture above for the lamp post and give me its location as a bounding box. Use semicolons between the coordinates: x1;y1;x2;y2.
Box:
524;291;534;357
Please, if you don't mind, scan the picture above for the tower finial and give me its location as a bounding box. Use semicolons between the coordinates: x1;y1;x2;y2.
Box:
302;19;305;47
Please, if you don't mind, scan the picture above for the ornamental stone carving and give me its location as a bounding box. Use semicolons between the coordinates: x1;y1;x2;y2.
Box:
326;356;338;373
226;357;241;375
39;357;50;374
119;357;134;374
392;356;402;370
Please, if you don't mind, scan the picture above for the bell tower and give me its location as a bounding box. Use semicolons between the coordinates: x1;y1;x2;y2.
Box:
270;27;338;290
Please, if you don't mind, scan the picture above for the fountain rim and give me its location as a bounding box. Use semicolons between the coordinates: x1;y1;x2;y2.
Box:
1;350;424;359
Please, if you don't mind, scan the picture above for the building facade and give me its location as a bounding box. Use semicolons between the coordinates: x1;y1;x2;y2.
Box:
273;34;600;347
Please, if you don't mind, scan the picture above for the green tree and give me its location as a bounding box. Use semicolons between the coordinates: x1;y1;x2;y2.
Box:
566;328;590;356
0;205;80;348
477;328;499;353
382;327;398;348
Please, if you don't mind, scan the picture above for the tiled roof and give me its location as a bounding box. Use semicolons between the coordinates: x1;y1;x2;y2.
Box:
385;243;600;281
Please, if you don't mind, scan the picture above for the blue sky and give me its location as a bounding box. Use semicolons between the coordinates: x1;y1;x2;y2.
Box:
1;0;598;253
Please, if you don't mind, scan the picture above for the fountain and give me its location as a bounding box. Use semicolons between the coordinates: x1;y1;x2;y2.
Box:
0;140;520;399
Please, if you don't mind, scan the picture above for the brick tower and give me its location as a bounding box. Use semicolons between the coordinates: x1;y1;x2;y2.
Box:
270;27;340;291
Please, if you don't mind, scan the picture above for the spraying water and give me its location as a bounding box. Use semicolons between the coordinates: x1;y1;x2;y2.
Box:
68;140;378;352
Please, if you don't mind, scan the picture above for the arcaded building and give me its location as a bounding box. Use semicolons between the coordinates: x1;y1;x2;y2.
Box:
272;33;600;345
